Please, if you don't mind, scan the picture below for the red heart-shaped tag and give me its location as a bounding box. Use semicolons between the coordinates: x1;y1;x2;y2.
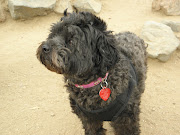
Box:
99;87;111;101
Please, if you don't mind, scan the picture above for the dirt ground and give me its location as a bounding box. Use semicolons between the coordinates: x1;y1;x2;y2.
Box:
0;0;180;135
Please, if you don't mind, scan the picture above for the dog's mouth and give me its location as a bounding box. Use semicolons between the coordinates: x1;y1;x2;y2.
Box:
36;45;64;74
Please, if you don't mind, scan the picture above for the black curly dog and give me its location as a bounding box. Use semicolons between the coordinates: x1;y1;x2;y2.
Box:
37;11;147;135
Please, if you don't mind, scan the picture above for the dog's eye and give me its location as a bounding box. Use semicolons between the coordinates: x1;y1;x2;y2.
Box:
70;40;72;44
65;34;73;45
65;40;72;47
68;40;73;46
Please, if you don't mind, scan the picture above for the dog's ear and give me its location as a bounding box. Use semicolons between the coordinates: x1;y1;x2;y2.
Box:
93;34;119;76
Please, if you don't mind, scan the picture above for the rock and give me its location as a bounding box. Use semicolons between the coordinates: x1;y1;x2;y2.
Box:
177;35;180;40
73;0;102;13
0;3;6;22
152;0;180;16
2;0;9;12
162;20;180;32
54;0;73;14
50;112;55;117
152;0;162;11
8;0;56;19
177;36;180;49
141;21;180;62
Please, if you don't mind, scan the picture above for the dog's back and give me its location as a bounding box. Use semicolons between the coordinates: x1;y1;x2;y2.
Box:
115;32;147;93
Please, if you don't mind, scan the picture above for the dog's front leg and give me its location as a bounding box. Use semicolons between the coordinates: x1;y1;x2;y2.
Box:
69;97;106;135
81;118;106;135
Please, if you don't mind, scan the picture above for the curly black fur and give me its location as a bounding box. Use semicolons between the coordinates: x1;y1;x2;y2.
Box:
37;12;147;135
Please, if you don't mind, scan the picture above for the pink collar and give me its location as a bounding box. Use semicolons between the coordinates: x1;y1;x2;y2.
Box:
75;73;109;89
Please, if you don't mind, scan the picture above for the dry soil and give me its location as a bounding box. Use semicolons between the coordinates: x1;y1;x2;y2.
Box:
0;0;180;135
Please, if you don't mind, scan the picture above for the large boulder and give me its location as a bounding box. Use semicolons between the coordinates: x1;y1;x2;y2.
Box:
162;20;180;32
152;0;180;16
8;0;56;19
54;0;73;14
141;21;180;62
73;0;102;13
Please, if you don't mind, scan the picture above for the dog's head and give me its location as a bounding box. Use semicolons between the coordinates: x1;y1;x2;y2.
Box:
37;12;118;78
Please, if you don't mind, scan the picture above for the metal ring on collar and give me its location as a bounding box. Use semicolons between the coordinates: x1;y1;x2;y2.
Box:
100;80;108;88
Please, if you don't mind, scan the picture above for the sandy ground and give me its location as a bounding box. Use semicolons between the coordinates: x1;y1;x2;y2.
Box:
0;0;180;135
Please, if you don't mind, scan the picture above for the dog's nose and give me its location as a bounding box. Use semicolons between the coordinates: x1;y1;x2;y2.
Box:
42;44;50;53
